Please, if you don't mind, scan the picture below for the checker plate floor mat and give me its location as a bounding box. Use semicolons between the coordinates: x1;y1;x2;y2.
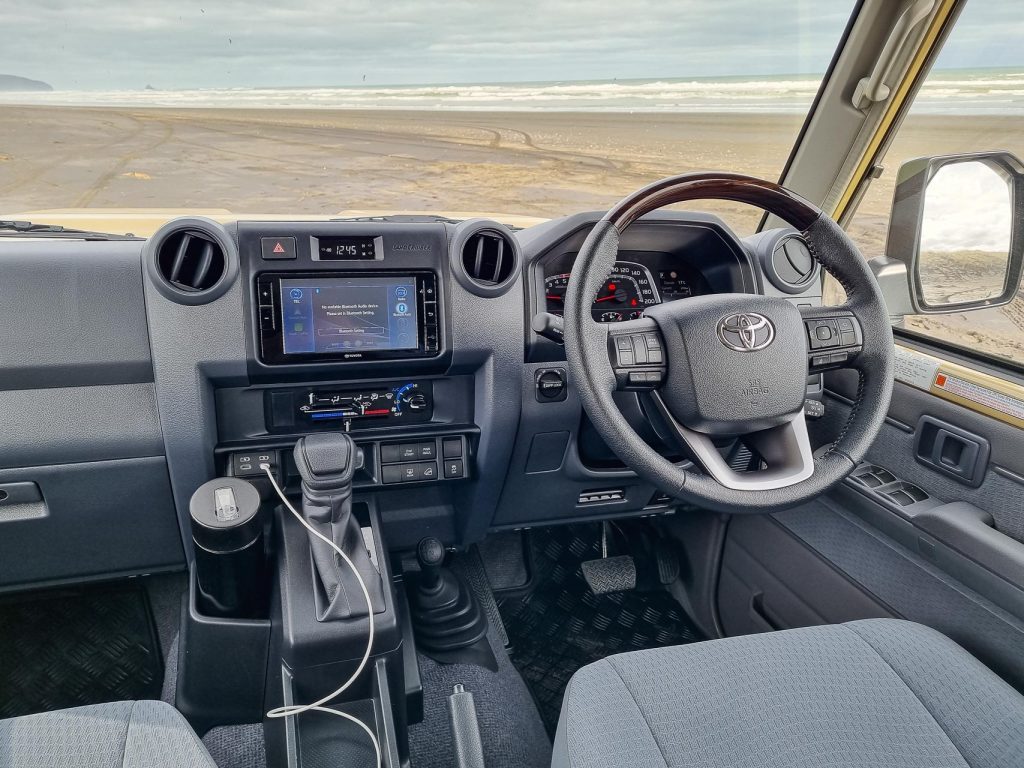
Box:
0;583;163;718
496;524;702;733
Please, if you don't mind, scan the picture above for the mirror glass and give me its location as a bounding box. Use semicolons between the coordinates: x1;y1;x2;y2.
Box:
918;160;1013;307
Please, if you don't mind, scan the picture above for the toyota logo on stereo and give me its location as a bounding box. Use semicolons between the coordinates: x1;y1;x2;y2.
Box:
717;312;775;352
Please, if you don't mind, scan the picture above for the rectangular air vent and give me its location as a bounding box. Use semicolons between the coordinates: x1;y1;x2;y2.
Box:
578;488;625;505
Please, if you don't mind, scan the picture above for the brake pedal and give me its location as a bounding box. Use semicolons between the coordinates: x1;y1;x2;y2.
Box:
581;523;637;595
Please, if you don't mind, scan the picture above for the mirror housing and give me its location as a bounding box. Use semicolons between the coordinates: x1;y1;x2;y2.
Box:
885;151;1024;315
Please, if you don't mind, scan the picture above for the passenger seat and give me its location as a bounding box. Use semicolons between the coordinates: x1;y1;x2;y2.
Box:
0;700;215;768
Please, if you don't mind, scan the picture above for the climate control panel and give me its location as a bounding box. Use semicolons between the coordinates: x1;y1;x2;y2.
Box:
265;381;432;432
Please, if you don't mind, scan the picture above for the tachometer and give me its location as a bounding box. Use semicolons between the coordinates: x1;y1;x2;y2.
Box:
544;261;661;322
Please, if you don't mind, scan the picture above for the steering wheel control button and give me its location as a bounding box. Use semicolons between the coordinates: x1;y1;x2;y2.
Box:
614;335;635;366
804;315;863;370
260;236;297;260
807;319;840;349
608;328;668;390
631;336;649;364
536;368;568;402
444;459;465;479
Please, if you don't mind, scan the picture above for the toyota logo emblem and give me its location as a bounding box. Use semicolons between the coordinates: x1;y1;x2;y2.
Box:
717;312;775;352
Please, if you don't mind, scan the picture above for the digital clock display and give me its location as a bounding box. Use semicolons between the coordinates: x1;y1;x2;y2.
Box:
315;235;380;261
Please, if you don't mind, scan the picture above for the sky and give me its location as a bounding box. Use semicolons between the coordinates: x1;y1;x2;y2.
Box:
920;162;1012;253
3;0;1023;90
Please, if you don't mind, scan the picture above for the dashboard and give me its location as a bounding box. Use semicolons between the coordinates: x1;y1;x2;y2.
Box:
0;208;823;591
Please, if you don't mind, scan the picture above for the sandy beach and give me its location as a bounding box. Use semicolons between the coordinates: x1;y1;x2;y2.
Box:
0;106;805;230
1;105;1021;363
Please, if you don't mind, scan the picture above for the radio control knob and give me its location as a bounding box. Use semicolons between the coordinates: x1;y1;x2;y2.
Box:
407;393;428;411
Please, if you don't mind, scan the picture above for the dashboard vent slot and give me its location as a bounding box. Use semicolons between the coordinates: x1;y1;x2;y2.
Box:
758;231;819;294
462;230;514;286
157;230;225;293
145;217;237;305
451;220;522;297
578;488;625;506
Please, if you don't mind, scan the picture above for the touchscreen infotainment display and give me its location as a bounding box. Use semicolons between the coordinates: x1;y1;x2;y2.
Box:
279;276;419;355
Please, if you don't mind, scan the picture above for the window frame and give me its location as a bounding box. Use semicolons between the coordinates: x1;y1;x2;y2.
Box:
816;0;1024;375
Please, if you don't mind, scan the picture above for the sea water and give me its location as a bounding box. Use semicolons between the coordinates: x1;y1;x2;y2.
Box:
2;68;1023;114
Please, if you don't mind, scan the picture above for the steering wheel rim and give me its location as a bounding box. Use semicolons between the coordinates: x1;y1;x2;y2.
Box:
564;172;894;512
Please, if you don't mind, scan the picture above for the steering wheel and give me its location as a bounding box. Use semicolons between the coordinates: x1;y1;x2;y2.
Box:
564;173;894;512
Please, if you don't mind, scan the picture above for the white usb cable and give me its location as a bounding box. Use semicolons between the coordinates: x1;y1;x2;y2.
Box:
260;463;382;768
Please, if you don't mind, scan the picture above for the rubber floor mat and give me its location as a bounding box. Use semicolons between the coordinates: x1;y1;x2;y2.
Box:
496;523;702;732
0;583;163;718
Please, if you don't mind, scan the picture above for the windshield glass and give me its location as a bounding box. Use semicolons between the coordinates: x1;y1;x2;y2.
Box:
0;1;854;231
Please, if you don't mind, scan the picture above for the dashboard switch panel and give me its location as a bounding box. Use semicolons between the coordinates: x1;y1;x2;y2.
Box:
378;435;469;485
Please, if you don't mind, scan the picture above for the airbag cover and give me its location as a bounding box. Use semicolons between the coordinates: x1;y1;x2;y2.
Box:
645;293;807;434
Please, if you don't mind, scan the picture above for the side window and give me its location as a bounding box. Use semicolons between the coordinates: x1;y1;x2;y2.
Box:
841;1;1024;367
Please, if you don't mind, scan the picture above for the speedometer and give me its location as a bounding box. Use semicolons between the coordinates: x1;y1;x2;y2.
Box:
544;261;661;322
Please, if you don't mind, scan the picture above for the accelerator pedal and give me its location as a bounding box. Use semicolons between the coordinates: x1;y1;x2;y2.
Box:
581;523;637;595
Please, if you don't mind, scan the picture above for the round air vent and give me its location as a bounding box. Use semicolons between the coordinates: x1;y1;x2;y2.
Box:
760;231;819;294
145;217;237;304
450;219;522;297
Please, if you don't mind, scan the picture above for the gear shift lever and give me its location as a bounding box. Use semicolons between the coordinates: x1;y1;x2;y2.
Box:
293;433;384;621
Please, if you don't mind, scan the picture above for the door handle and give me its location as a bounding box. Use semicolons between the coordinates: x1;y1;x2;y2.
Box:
914;415;990;487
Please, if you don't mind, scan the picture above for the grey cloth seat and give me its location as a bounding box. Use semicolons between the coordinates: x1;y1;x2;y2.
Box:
553;618;1024;768
0;700;216;768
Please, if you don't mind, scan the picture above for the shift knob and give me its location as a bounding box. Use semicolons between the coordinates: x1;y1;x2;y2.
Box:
290;431;380;621
293;432;363;493
417;537;446;592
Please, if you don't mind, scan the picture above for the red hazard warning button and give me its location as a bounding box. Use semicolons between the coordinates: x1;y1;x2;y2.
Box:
261;236;296;260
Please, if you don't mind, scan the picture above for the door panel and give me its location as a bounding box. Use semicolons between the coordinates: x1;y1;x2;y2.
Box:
720;345;1024;690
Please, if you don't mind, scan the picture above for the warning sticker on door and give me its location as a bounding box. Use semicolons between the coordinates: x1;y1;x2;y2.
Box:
894;346;940;390
892;344;1024;429
934;373;1024;423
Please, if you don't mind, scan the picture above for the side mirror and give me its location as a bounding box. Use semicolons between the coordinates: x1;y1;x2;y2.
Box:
881;151;1024;315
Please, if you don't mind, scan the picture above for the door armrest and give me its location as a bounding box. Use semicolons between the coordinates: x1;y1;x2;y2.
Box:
914;502;1024;588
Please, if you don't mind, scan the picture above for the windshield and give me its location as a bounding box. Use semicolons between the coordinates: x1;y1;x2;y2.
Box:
0;1;855;232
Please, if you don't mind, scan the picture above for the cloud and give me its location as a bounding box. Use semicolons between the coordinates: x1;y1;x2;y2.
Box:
2;0;855;89
2;0;1019;90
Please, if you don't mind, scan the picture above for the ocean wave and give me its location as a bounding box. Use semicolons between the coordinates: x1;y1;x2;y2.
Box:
2;72;1023;114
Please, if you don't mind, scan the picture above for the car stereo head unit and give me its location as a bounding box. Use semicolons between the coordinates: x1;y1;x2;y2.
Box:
256;271;439;364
